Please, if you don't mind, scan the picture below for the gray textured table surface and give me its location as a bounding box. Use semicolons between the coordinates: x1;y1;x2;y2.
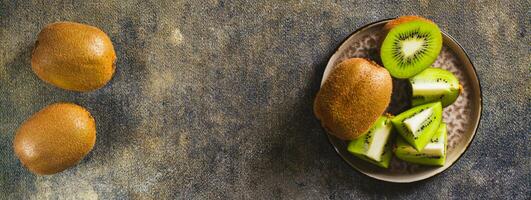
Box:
0;1;529;199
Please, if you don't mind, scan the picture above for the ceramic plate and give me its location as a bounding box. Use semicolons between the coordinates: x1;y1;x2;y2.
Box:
321;19;482;183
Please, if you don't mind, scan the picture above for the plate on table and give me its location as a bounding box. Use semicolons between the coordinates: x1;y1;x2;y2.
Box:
321;19;482;183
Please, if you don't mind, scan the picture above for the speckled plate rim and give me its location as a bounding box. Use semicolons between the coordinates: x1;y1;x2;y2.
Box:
321;18;483;183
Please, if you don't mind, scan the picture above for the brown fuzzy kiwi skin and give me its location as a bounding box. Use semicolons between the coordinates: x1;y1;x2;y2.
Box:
13;103;96;175
383;15;434;31
314;58;393;140
31;22;116;92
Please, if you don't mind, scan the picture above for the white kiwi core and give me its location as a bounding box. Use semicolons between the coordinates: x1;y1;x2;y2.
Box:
412;82;451;96
404;107;433;136
422;132;445;156
365;124;392;161
400;37;425;58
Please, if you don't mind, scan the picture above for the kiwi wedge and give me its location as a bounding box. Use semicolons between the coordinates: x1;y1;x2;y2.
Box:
410;67;461;107
347;116;393;168
380;19;442;78
395;123;447;166
391;102;442;151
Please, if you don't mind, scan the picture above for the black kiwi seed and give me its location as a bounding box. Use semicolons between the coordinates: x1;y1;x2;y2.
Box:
364;134;372;144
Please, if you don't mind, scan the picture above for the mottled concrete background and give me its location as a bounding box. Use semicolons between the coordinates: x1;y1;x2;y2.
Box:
0;0;528;199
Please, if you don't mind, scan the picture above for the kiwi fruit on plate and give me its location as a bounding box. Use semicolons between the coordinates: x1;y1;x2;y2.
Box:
395;123;447;166
31;22;116;92
347;116;394;168
410;67;462;107
13;103;96;175
319;15;481;182
380;16;443;78
391;102;443;151
314;58;392;140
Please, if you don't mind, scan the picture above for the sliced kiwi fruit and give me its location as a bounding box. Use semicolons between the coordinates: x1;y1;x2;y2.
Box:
410;67;461;107
391;102;442;151
347;116;393;168
395;122;447;166
380;20;443;78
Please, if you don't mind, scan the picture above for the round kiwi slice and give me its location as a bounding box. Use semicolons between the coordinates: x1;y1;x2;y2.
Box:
380;19;442;79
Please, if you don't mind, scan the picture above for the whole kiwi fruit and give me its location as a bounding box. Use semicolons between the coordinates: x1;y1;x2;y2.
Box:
31;22;116;92
314;58;393;140
13;103;96;175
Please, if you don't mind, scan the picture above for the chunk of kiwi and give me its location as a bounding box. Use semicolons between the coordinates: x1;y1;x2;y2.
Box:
380;20;442;78
391;102;442;151
347;116;393;168
394;122;447;166
410;67;462;107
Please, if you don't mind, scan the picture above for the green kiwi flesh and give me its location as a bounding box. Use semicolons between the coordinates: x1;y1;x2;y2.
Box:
347;116;393;168
394;123;447;166
380;21;443;78
391;102;442;151
410;67;461;107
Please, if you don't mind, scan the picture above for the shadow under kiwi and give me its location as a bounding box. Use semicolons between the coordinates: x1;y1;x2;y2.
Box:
386;78;412;115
